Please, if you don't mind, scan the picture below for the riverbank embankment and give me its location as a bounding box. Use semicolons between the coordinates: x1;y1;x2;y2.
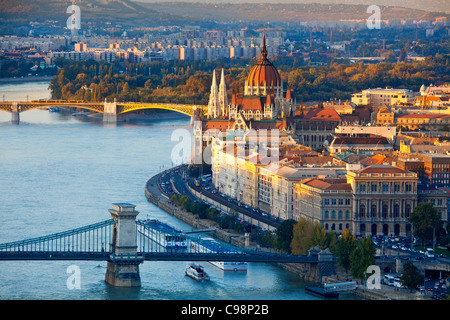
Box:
145;168;423;300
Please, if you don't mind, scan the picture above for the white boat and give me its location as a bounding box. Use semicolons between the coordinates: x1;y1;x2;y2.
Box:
138;219;187;249
190;237;247;271
185;264;210;281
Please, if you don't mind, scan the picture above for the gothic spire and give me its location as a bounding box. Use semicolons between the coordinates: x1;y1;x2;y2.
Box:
208;69;220;119
219;68;228;118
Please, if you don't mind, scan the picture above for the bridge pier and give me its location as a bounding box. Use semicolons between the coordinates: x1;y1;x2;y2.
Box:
105;203;142;287
103;100;117;123
11;102;19;124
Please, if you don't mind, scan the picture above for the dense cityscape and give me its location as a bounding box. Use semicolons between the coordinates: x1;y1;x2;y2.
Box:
0;0;449;309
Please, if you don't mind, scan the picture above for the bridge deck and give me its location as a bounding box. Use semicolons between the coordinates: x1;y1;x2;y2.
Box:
0;251;315;263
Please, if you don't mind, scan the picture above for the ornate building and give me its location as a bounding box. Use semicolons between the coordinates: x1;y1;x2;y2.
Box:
192;35;297;165
206;34;295;122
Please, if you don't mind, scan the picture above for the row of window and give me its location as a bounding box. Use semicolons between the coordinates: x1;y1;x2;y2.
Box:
325;223;350;231
323;198;351;206
357;203;411;218
324;210;350;219
359;183;412;193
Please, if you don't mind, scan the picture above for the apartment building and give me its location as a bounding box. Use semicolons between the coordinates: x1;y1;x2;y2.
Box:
352;88;417;110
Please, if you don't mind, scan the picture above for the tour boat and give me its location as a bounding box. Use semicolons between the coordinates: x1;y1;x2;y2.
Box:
190;237;247;271
138;219;187;249
185;263;210;281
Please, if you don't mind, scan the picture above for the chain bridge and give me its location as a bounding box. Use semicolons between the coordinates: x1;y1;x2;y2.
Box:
0;100;207;123
0;203;319;287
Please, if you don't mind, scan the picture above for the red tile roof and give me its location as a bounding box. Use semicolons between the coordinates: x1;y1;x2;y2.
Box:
303;108;341;122
357;165;407;174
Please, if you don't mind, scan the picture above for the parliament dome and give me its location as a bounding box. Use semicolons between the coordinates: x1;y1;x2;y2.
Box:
245;34;282;97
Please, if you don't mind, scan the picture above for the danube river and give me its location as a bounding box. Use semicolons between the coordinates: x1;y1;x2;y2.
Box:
0;81;358;300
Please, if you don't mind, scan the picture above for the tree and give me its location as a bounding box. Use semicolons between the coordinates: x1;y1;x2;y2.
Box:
349;237;376;282
290;218;315;255
334;229;357;273
408;203;444;247
276;219;296;253
400;260;423;292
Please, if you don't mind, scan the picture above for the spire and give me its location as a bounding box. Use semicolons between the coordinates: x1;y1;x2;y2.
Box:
261;31;267;60
219;68;228;118
208;69;219;119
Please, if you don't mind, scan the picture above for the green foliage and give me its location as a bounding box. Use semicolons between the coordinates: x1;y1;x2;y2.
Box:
334;229;357;273
400;260;423;292
408;202;444;245
276;219;297;253
349;237;376;281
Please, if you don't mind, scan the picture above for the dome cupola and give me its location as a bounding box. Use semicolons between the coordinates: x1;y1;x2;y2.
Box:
244;33;282;97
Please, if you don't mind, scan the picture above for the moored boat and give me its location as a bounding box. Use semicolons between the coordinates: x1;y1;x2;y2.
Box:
190;237;247;271
185;263;210;281
138;218;187;249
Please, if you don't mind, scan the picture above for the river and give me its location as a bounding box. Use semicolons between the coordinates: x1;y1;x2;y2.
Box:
0;81;356;300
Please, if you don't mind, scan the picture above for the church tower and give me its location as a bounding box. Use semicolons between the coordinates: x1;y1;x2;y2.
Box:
207;69;220;119
218;68;228;118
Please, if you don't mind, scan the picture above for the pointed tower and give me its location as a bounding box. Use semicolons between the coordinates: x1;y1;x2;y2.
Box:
208;69;220;119
218;68;228;118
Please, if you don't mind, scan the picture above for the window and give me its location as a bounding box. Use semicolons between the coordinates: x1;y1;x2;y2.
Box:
405;183;411;192
382;205;388;219
382;184;389;192
324;199;330;205
405;205;411;218
394;183;400;192
338;199;343;205
394;204;400;218
360;184;366;192
371;205;377;217
360;204;365;217
345;199;351;205
324;210;329;218
371;184;377;192
331;199;336;205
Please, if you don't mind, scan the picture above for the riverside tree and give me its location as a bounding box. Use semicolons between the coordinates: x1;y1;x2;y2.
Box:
334;229;357;274
349;237;376;283
408;202;444;247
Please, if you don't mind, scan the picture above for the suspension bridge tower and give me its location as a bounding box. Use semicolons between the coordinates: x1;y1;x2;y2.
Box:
105;203;142;287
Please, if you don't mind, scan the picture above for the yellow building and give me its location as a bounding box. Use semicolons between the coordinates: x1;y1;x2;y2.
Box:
346;165;418;236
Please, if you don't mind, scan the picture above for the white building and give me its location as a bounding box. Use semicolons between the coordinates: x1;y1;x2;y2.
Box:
351;88;417;109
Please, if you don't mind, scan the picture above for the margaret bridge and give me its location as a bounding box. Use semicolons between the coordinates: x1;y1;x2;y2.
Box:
0;203;326;287
0;99;208;123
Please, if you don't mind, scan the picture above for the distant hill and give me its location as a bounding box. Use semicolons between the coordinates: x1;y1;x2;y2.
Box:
0;0;189;29
140;1;449;24
136;0;450;14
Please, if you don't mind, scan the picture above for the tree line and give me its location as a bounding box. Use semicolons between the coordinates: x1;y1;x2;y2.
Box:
49;53;450;105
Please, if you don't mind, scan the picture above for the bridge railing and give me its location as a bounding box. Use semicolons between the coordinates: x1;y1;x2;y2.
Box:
135;219;313;263
0;219;115;253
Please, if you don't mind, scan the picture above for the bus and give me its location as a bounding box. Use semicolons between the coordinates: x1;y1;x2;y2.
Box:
383;275;395;286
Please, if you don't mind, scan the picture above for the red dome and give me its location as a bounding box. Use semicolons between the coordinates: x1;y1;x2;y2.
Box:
246;36;281;89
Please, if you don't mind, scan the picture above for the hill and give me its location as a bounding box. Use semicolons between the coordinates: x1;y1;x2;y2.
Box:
0;0;189;30
141;2;448;24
